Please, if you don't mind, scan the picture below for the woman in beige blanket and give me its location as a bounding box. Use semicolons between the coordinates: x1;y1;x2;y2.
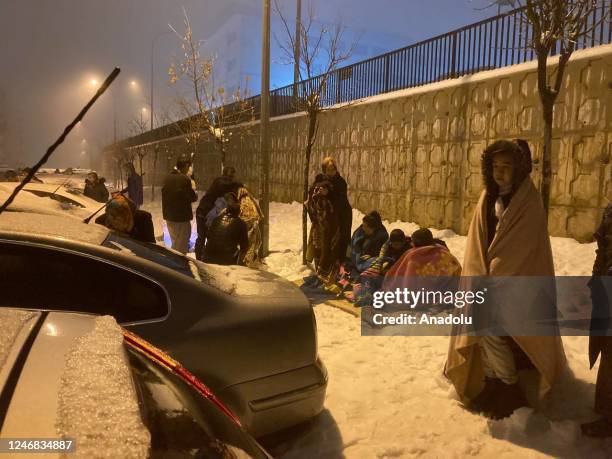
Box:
445;139;566;419
238;186;264;268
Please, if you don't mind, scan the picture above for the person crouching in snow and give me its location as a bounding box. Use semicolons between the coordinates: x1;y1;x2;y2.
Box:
202;196;248;266
445;139;566;420
305;179;341;286
349;228;411;306
581;203;612;437
348;211;389;278
379;228;460;311
95;194;155;244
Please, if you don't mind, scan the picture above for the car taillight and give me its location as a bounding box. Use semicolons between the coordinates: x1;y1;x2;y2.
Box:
123;329;242;427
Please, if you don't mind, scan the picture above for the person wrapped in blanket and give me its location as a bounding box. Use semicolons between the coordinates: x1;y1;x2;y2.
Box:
237;186;264;268
379;228;461;311
348;229;412;306
305;179;341;286
336;211;389;297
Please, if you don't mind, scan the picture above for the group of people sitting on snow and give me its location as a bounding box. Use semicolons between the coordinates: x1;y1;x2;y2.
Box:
303;156;461;306
305;147;612;436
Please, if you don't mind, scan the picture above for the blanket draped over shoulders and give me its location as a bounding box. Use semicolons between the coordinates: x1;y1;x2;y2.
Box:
445;178;566;403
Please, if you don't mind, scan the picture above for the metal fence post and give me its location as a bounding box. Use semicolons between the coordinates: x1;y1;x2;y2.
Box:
450;32;458;78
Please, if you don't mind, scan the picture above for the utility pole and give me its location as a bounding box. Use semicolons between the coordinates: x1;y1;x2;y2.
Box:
260;0;271;256
293;0;301;105
150;30;172;201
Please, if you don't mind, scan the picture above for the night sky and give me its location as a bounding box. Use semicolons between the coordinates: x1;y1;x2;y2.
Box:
0;0;504;168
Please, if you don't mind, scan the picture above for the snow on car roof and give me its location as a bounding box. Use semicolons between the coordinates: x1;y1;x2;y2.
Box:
56;315;151;458
0;309;37;376
0;211;109;245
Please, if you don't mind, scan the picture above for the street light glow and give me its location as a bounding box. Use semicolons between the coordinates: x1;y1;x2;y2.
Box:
90;78;98;86
141;107;147;113
130;80;137;87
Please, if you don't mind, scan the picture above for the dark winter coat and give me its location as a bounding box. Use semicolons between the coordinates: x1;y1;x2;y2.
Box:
95;210;155;244
379;239;412;266
349;224;389;273
84;178;109;203
162;170;197;222
196;176;243;236
202;212;249;265
127;173;144;208
589;204;612;369
313;172;352;258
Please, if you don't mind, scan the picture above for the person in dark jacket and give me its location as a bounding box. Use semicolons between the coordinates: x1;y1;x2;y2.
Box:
95;194;155;244
348;210;389;277
312;157;352;260
161;157;198;254
202;196;249;265
195;166;243;259
582;203;612;437
125;163;144;209
84;172;109;203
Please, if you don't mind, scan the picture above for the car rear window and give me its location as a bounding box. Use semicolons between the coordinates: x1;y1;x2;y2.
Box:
103;233;195;278
0;241;169;324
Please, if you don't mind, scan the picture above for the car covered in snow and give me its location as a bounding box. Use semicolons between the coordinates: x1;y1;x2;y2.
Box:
0;182;102;219
0;308;270;458
0;211;327;437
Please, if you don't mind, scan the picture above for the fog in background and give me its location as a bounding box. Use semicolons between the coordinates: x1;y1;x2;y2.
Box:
0;0;499;169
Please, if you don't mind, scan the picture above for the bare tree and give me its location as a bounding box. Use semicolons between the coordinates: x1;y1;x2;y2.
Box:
126;116;149;175
513;0;606;216
275;0;357;264
167;8;254;171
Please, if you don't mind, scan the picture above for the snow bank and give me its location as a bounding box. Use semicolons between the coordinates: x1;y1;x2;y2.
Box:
56;316;150;459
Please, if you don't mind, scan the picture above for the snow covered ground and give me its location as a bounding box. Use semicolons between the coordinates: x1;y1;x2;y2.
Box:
142;198;611;458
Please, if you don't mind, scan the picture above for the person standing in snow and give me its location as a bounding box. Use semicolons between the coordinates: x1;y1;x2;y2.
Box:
237;186;264;267
202;196;249;265
313;157;352;261
445;139;566;420
305;179;341;284
581;203;612;437
84;171;109;203
125;162;144;209
161;156;197;254
195;166;243;259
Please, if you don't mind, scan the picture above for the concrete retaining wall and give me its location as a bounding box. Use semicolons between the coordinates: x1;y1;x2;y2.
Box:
105;44;612;241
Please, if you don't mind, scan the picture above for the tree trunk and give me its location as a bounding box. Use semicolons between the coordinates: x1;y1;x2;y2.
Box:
302;111;317;265
541;101;554;219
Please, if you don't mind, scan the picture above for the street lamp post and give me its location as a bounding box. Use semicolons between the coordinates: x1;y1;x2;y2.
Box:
150;30;172;202
150;30;173;132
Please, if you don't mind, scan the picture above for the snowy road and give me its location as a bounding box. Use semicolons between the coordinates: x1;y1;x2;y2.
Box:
143;199;612;458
